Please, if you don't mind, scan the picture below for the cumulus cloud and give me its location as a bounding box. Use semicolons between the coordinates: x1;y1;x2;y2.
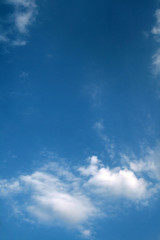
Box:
0;166;98;236
1;149;160;236
20;171;97;226
0;0;37;46
79;156;150;201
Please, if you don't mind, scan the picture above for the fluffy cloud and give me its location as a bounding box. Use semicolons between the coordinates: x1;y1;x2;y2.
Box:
0;0;37;46
79;156;149;201
20;171;97;226
0;167;98;236
0;150;160;236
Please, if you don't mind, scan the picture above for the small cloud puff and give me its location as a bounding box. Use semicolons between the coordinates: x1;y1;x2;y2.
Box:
81;229;92;238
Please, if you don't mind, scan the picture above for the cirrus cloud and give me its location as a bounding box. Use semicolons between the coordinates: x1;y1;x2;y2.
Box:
0;0;37;46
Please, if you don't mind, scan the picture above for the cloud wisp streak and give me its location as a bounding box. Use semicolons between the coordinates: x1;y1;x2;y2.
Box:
151;9;160;75
94;121;115;159
0;0;37;46
0;148;160;237
152;9;160;40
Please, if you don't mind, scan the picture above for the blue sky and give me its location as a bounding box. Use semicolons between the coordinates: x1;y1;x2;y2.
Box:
1;0;160;239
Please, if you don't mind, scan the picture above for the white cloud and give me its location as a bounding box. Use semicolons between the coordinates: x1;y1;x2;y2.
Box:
84;83;104;109
0;0;37;46
7;0;35;7
79;156;100;176
15;11;34;33
0;34;9;43
79;156;149;201
19;71;29;78
152;9;160;38
151;9;160;75
94;121;104;130
0;179;21;196
0;168;98;234
94;121;115;159
81;229;92;238
1;149;160;236
12;39;27;46
9;0;37;33
20;171;97;226
128;146;160;180
152;49;160;75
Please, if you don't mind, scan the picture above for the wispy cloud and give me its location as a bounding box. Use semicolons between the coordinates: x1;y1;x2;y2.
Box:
1;147;160;237
126;145;160;180
94;121;115;159
84;83;104;109
152;49;160;75
0;0;37;46
151;9;160;75
0;179;21;196
0;35;9;43
152;9;160;40
19;71;29;78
